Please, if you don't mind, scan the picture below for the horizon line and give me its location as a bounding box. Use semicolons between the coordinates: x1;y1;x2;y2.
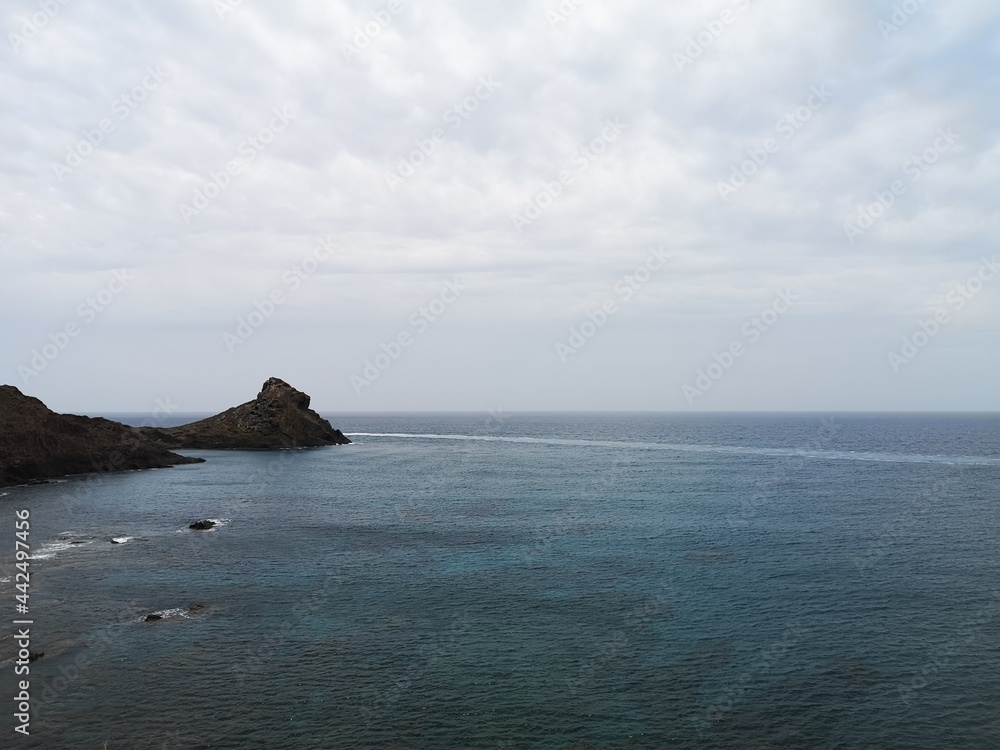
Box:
87;409;1000;416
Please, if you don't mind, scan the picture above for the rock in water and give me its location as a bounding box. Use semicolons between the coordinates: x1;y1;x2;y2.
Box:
189;520;216;530
143;377;350;450
0;385;205;488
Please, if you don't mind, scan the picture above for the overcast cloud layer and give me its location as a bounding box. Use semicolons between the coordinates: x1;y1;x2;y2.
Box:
2;0;998;413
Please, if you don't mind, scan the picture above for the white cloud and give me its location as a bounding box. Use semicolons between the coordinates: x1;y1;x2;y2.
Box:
1;0;998;411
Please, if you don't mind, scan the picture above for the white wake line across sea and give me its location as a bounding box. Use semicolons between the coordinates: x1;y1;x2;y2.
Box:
344;433;1000;467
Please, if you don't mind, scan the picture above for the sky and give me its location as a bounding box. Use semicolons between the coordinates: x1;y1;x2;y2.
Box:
1;0;998;414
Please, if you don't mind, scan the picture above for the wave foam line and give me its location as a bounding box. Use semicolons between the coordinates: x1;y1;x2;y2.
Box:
343;433;1000;467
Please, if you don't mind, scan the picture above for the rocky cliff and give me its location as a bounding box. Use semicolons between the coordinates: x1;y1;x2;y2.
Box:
0;385;204;488
142;378;350;450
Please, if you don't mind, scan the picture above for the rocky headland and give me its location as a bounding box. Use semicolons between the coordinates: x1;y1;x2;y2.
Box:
142;377;350;450
0;377;349;487
0;385;203;488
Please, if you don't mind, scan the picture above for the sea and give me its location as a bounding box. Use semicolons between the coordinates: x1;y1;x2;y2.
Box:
1;412;999;749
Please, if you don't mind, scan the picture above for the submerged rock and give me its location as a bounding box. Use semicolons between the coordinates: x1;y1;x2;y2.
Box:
143;377;350;450
142;605;210;623
0;385;205;488
189;520;216;531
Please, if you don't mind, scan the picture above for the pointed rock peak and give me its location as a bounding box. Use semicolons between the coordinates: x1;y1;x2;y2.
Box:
260;377;291;392
257;377;309;409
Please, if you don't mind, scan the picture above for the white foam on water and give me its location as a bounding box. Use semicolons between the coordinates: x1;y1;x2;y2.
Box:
111;537;137;544
344;433;1000;467
157;607;190;618
31;537;93;560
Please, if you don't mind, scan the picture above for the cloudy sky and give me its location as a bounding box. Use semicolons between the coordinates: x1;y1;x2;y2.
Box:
2;0;998;413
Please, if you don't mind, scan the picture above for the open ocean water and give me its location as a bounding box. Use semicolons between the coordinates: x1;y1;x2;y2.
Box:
2;413;999;749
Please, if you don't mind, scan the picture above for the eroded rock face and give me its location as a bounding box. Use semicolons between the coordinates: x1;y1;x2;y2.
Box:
143;378;350;450
0;385;205;488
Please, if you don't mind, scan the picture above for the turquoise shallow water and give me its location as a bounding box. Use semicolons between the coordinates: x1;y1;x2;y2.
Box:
1;413;999;748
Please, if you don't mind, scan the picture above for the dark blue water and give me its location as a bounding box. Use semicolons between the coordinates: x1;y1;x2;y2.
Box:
2;414;999;748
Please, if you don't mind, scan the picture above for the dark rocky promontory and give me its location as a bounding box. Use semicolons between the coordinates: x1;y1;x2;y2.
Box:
142;377;350;450
0;385;204;488
0;378;348;487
